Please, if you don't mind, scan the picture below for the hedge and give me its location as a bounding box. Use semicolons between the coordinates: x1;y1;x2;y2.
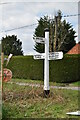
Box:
4;54;80;83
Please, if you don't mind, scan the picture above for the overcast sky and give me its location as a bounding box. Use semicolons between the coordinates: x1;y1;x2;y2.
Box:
0;0;79;55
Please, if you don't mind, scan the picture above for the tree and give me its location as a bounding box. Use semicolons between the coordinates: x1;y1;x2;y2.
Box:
2;35;23;55
34;16;51;53
33;10;76;53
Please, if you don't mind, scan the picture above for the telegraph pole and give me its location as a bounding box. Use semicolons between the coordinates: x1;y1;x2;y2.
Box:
54;16;58;51
50;20;53;52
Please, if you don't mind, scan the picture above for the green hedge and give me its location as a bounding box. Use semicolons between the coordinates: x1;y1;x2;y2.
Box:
50;55;79;83
4;55;80;83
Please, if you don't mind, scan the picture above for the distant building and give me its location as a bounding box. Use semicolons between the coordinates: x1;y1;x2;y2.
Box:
67;42;80;54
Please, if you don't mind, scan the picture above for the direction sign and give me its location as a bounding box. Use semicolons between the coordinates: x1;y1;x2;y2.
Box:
33;37;46;44
48;51;63;60
34;53;45;59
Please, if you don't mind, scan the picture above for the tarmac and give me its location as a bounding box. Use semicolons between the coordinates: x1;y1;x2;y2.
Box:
8;82;80;91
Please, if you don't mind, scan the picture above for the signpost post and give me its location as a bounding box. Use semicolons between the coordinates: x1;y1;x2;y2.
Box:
44;28;50;95
33;28;63;96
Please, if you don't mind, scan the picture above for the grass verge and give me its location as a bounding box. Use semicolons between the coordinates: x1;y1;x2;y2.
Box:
2;80;79;119
10;78;80;87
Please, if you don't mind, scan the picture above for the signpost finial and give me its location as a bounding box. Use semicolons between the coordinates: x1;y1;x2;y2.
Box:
44;28;49;32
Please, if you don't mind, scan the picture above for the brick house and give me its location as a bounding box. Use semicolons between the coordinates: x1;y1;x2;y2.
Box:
67;42;80;54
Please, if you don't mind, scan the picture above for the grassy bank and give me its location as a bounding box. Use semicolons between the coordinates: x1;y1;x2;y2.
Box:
2;79;79;119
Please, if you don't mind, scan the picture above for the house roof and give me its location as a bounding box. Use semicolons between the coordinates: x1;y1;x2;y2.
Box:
67;42;80;54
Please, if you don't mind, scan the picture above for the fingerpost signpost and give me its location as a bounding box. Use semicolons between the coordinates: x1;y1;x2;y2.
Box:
33;28;63;96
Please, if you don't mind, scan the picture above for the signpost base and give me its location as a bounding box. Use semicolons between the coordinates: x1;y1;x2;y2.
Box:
44;90;50;97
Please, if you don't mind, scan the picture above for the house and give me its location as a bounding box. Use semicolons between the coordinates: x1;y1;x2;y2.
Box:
67;42;80;54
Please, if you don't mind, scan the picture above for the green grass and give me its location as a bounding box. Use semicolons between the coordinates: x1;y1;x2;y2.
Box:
2;79;79;119
69;81;80;87
10;78;80;87
11;78;43;84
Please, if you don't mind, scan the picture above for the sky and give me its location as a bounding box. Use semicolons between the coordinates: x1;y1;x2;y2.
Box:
0;0;80;55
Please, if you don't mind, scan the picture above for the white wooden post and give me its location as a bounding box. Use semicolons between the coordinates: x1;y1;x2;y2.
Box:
33;28;63;96
44;28;50;95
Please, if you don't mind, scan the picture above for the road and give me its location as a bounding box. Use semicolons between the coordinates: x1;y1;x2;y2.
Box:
8;82;80;91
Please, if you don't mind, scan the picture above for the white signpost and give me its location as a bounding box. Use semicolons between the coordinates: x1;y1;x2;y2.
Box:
34;53;45;60
33;37;46;44
48;52;63;60
33;28;63;96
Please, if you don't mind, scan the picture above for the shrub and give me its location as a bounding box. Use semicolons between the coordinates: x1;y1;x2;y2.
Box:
4;54;80;83
4;56;43;80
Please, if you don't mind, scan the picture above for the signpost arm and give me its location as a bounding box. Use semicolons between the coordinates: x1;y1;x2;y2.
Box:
44;28;50;95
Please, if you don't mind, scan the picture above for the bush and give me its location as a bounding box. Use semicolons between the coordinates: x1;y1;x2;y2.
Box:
50;54;79;83
4;55;80;83
4;56;44;80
